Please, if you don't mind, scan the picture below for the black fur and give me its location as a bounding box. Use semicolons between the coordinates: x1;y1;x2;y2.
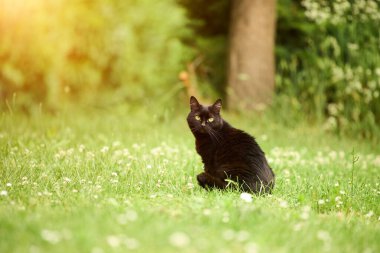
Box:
187;96;275;193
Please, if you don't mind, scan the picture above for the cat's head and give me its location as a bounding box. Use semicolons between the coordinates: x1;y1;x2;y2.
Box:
187;96;223;135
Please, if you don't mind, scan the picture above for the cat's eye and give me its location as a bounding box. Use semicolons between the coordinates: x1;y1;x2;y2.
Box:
208;118;214;122
195;115;201;121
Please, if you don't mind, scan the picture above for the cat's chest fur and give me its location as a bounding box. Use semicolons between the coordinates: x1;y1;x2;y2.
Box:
195;136;222;172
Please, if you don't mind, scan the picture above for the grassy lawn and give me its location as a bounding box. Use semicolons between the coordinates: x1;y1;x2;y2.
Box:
1;105;379;253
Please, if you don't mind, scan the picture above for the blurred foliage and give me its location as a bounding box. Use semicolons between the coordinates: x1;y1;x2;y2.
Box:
177;0;230;98
0;0;191;110
1;0;379;139
180;0;380;140
276;0;380;139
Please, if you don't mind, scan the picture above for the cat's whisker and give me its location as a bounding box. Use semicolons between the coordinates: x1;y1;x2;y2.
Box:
190;126;201;133
210;132;220;144
207;127;222;144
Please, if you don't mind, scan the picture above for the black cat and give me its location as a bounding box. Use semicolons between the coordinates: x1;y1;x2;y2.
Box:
187;96;275;193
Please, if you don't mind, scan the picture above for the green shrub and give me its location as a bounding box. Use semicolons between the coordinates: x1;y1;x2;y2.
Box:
276;0;380;139
0;0;191;109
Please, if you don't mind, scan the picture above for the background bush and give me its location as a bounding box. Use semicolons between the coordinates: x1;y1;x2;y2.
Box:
276;0;380;139
0;0;191;109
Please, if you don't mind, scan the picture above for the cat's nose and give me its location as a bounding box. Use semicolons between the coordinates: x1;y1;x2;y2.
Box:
201;121;206;126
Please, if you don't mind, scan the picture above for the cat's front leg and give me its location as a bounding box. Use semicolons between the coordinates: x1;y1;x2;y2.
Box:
196;172;227;189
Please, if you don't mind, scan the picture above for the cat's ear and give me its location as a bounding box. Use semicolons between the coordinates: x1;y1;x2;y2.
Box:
212;99;222;114
190;96;200;111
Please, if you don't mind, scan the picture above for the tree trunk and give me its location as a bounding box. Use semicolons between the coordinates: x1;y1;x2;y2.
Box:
227;0;276;110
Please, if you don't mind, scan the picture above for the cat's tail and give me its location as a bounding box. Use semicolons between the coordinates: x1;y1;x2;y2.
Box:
245;167;275;194
239;181;270;194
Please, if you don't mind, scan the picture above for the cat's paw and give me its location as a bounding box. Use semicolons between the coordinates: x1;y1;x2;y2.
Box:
196;173;208;188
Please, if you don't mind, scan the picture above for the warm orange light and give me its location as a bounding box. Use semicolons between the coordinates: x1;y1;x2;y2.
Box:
1;0;41;15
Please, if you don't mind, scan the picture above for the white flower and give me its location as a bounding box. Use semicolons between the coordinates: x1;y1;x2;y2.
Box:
187;182;194;190
279;200;288;208
125;210;138;222
112;141;121;147
222;213;230;223
6;183;12;187
78;144;85;152
318;199;325;205
169;232;190;248
300;206;311;220
365;211;374;218
373;156;380;167
222;216;230;223
240;192;253;203
260;134;268;141
107;234;139;249
317;230;331;241
107;235;121;248
203;209;211;216
222;229;235;241
236;230;250;242
124;237;139;250
100;146;109;153
245;242;259;253
110;179;118;184
41;229;61;244
91;247;103;253
0;190;8;196
293;223;303;231
66;148;74;156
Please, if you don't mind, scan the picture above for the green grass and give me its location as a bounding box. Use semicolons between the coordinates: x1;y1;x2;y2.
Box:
1;105;379;253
